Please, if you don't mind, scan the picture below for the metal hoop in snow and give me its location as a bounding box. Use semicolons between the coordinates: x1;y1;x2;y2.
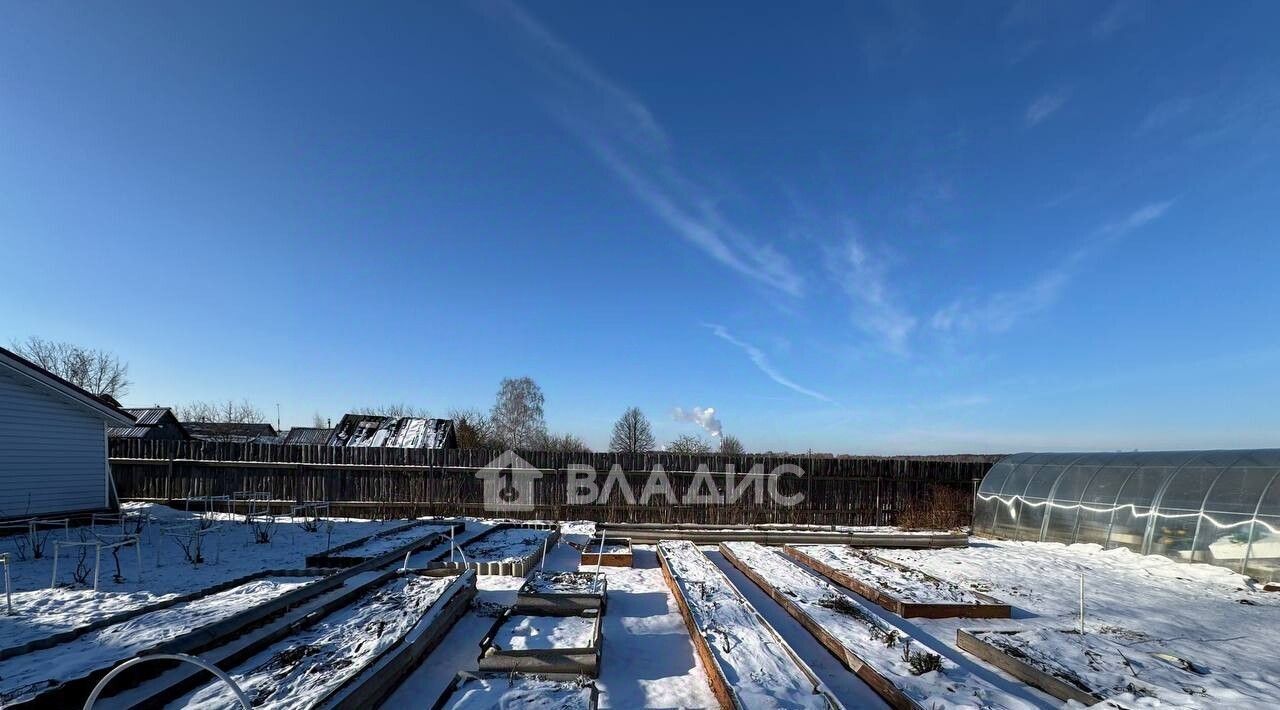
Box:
82;652;250;709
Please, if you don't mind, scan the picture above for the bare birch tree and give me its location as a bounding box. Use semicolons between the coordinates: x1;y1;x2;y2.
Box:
489;377;546;449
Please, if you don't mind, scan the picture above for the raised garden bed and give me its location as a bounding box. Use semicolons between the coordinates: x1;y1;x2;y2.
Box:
0;573;324;707
656;539;834;709
962;631;1218;706
170;568;476;709
477;608;603;676
580;536;633;568
722;541;1020;710
785;544;1010;618
515;570;607;613
432;671;599;710
305;520;461;568
429;524;558;576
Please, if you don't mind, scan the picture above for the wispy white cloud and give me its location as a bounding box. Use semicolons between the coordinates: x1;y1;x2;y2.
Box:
829;232;918;353
931;200;1173;334
705;324;834;403
1092;0;1146;39
476;0;803;296
1026;90;1069;126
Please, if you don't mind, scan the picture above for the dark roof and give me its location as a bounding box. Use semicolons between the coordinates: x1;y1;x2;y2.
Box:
0;345;135;425
281;427;334;445
328;414;456;449
182;421;279;442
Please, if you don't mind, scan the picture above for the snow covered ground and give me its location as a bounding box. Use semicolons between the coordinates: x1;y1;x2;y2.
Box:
169;574;455;709
5;505;1279;709
875;540;1280;708
491;613;596;651
459;526;552;564
0;503;405;650
0;576;315;705
790;543;993;605
658;539;831;709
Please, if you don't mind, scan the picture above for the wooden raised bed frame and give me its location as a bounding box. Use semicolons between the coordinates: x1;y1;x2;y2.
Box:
515;571;607;614
581;536;633;567
432;671;600;710
656;542;836;710
783;545;1011;619
428;523;559;576
719;543;919;710
314;569;477;709
305;520;464;568
476;608;603;676
956;629;1104;706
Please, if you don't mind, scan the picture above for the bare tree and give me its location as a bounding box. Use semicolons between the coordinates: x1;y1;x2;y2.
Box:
538;432;592;453
11;337;131;399
351;403;431;418
311;412;327;428
667;434;712;454
176;399;265;423
610;406;656;453
449;408;496;448
489;377;546;449
719;434;745;456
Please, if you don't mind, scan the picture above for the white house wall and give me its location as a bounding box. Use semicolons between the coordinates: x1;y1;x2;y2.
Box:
0;365;108;518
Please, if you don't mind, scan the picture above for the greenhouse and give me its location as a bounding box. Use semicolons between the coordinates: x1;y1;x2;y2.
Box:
973;449;1280;581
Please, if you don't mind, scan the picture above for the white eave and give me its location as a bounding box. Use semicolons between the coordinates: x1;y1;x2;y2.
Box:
0;351;135;426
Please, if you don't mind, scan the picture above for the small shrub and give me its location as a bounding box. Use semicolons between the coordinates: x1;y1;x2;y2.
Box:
908;651;944;675
249;515;277;544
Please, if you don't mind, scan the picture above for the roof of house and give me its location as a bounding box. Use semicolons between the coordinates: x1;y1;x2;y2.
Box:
108;407;191;439
124;407;173;426
281;427;334;445
327;414;456;449
182;421;279;442
0;345;135;426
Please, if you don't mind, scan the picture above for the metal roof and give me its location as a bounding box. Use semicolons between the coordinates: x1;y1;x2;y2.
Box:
281;427;334;445
124;407;172;426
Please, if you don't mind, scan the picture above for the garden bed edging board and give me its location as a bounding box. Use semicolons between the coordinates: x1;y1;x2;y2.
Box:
956;629;1105;706
476;608;603;676
580;536;633;567
309;568;477;709
656;539;836;710
515;570;607;613
427;523;559;576
784;544;1010;618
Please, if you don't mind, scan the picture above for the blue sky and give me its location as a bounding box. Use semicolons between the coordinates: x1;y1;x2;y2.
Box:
2;1;1278;453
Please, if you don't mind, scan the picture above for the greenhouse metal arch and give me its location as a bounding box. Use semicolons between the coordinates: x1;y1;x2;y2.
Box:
973;449;1280;581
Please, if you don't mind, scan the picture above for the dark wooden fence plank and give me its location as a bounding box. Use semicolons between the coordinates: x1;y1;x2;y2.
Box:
108;440;996;525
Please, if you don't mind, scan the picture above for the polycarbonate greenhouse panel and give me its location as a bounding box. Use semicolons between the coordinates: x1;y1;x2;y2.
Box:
974;449;1280;579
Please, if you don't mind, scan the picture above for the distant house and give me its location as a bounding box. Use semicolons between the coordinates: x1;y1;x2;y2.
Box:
182;421;280;444
0;345;135;519
281;427;334;446
327;414;456;449
108;407;191;441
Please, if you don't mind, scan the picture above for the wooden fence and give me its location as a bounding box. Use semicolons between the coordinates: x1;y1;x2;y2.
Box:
109;440;999;526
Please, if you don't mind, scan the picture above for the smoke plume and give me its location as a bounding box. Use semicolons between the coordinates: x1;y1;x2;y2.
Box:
673;406;722;438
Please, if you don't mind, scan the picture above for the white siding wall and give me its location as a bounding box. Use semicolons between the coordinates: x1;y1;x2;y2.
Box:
0;366;108;518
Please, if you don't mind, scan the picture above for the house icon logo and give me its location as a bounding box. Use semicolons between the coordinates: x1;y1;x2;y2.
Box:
476;450;543;512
